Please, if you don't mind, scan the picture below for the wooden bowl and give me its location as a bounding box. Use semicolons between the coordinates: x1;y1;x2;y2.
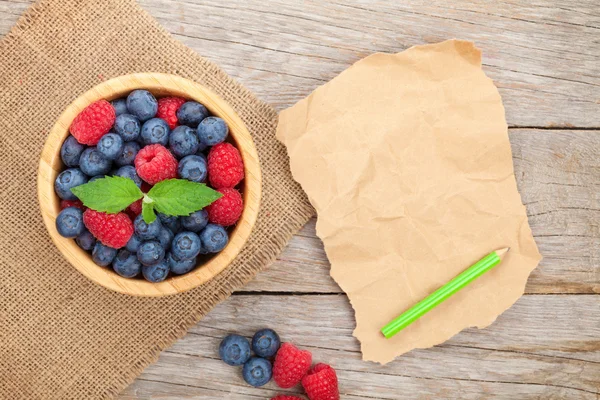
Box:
38;73;261;297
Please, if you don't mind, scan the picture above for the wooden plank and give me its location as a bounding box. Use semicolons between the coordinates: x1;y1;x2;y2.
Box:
1;0;599;127
119;294;600;399
245;129;600;294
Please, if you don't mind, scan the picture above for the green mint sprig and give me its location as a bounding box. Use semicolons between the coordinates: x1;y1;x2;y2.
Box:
71;176;222;224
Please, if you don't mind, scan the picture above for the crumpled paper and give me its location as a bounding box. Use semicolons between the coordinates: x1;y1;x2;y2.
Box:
276;40;542;364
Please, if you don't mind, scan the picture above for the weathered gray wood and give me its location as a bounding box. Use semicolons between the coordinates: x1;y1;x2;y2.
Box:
119;294;600;399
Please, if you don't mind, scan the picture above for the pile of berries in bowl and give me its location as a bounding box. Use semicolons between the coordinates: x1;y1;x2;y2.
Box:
38;74;260;296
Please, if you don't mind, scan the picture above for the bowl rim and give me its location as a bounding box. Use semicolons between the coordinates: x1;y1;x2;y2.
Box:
37;73;261;297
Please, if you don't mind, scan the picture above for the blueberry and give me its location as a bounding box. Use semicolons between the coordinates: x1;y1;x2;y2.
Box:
181;209;208;232
200;224;229;253
242;357;272;387
195;151;207;162
197;117;229;146
142;259;169;282
158;213;181;233
55;207;85;238
115;141;140;167
111;98;128;116
134;214;162;240
60;135;85;167
126;90;158;122
97;133;124;161
171;231;202;260
114;114;141;142
92;242;117;267
177;155;207;183
141;118;170;146
251;329;281;358
157;227;174;250
137;240;165;266
79;147;112;176
176;101;208;127
54;168;88;200
88;175;107;183
114;165;142;187
169;126;199;158
75;229;96;251
167;252;197;275
219;334;251;366
125;234;143;253
112;249;142;278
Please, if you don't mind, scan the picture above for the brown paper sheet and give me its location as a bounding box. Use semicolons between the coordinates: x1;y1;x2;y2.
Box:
276;40;542;364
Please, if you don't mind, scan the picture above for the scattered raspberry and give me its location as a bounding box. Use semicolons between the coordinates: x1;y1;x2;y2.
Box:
206;188;243;226
70;100;115;145
273;343;312;389
83;209;134;249
207;142;244;189
156;97;186;129
272;396;305;400
141;181;153;193
302;363;339;400
127;199;142;217
60;199;84;210
134;144;178;185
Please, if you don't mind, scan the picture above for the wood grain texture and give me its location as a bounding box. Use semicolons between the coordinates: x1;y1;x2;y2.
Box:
38;73;261;296
1;0;598;398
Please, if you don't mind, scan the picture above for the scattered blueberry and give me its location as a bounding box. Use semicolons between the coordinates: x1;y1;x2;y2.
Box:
169;126;199;158
114;165;142;187
158;213;181;233
126;90;158;122
114;141;140;167
242;357;272;387
88;175;107;183
60;135;85;167
181;209;208;232
56;207;85;238
194;151;207;162
134;214;162;240
97;133;124;160
219;334;251;366
157;227;174;250
200;224;229;253
79;147;112;176
54;168;88;200
112;250;142;278
176;101;208;127
197;117;228;146
75;229;96;251
137;240;165;266
171;231;202;260
125;234;143;253
111;98;128;116
167;253;196;275
177;155;207;183
141;118;170;146
252;329;281;358
92;242;117;267
114;114;141;142
142;259;170;282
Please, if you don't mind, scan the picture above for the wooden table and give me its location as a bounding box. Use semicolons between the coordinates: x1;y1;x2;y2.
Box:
2;1;599;398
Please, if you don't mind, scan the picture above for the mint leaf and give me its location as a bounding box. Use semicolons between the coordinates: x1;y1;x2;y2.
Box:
71;176;143;213
148;179;222;217
142;197;157;224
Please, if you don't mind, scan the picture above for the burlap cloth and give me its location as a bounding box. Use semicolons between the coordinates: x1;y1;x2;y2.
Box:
0;0;314;398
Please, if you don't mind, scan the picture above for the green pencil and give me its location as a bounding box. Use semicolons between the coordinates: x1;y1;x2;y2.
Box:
381;247;510;339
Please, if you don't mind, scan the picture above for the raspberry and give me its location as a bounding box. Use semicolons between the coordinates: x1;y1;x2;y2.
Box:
70;100;115;145
273;343;312;389
157;97;186;129
272;396;305;400
301;364;339;400
207;142;244;189
206;188;243;226
134;144;178;185
127;199;142;218
83;209;134;249
60;199;84;210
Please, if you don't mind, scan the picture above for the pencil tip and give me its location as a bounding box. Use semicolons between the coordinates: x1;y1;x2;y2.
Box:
496;247;510;258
